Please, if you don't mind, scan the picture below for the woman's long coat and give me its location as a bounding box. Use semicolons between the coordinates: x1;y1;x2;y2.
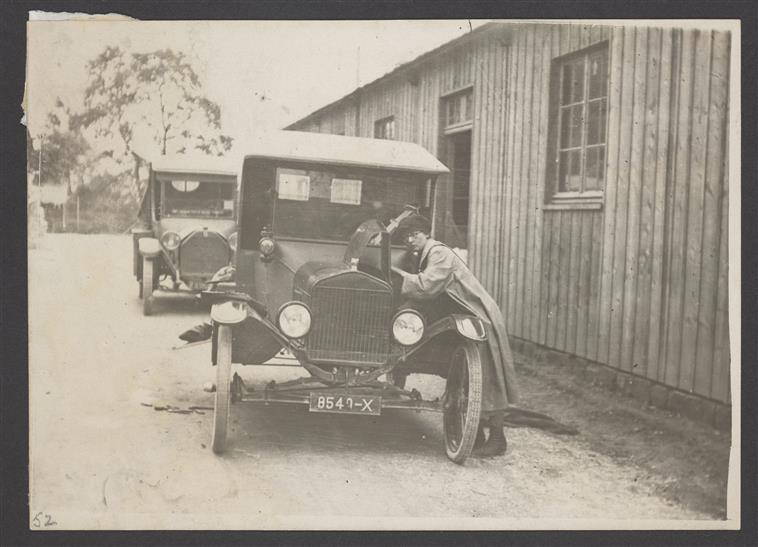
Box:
400;238;521;414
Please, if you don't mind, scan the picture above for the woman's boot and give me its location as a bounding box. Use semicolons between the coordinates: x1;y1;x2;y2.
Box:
473;422;487;449
478;414;507;457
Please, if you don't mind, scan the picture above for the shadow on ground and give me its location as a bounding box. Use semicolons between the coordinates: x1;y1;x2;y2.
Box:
226;406;441;459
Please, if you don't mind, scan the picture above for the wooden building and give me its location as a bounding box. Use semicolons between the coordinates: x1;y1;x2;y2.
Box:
287;22;732;409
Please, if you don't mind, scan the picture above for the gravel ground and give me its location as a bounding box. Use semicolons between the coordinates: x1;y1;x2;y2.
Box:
27;234;733;529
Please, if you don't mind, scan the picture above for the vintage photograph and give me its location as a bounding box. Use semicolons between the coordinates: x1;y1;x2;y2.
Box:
25;16;739;530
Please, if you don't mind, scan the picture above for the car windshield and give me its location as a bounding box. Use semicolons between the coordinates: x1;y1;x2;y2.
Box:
272;167;429;242
162;179;235;219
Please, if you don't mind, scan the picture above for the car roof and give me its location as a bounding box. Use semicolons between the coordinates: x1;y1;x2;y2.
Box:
149;154;239;177
241;130;450;175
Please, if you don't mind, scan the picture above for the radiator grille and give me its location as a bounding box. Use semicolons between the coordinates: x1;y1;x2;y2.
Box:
307;284;392;365
179;232;230;278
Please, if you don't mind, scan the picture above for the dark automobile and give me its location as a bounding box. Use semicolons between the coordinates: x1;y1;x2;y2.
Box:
206;131;490;463
132;155;239;315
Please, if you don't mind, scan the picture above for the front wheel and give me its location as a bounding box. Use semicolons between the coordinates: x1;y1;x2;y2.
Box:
142;257;154;316
211;325;233;454
443;341;483;464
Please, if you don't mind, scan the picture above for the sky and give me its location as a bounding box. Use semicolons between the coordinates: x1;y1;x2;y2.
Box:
26;18;489;158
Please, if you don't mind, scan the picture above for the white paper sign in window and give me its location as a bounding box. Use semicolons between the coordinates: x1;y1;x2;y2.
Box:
278;173;310;201
331;178;362;205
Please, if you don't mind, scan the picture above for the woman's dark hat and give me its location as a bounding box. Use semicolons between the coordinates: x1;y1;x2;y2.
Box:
398;214;432;235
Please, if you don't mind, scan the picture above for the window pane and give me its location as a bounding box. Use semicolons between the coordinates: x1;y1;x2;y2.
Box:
567;150;583;191
561;62;579;104
587;99;607;145
587;101;599;145
443;91;473;128
561;63;572;104
560;107;572;148
375;118;395;140
588;49;608;99
584;147;599;189
330;178;362;205
570;105;584;148
558;151;570;192
562;59;585;105
278;172;311;201
584;146;605;190
164;180;234;218
584;146;606;190
572;59;585;103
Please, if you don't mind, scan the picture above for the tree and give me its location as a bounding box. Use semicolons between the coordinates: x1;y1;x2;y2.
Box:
71;46;233;197
28;98;89;188
72;46;233;158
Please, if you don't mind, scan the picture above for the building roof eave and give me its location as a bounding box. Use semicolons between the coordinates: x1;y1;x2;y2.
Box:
285;22;511;130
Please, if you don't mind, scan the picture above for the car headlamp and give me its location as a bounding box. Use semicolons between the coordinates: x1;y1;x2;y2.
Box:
392;310;425;346
277;302;312;338
259;236;276;257
160;231;181;251
454;316;487;341
228;232;238;252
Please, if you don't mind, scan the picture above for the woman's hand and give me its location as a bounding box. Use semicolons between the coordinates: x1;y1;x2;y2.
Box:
391;265;409;279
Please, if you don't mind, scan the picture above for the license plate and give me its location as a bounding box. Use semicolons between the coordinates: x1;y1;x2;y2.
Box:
308;393;381;415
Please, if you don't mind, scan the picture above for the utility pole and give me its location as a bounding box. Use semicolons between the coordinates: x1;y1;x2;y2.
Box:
356;46;361;88
37;134;44;234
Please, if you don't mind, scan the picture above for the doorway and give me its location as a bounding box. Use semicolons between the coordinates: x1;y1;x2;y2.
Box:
444;130;472;248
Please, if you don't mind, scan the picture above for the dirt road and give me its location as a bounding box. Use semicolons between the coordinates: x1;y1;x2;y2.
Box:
28;234;719;529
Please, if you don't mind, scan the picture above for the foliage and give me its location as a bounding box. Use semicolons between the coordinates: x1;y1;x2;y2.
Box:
71;46;233;159
68;172;140;233
27;99;89;187
32;47;233;234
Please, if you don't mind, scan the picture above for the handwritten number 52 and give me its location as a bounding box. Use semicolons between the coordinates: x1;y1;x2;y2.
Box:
31;512;57;528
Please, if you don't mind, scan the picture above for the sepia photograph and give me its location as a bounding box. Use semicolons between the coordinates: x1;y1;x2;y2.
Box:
22;12;740;532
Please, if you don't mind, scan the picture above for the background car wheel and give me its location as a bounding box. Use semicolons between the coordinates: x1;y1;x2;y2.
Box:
443;341;483;464
212;325;233;454
141;257;154;315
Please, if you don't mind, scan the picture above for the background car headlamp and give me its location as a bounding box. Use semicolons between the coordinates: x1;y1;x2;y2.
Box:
228;232;238;252
211;301;247;325
259;236;276;256
277;302;312;338
392;310;425;346
160;231;181;251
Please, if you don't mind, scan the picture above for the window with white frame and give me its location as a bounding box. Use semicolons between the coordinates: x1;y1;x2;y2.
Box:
374;116;395;140
548;43;609;201
441;87;473;133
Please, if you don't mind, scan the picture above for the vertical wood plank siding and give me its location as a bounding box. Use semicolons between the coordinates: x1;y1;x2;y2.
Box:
288;23;731;404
